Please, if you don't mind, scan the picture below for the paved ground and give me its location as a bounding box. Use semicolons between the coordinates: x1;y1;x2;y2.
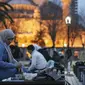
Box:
65;71;82;85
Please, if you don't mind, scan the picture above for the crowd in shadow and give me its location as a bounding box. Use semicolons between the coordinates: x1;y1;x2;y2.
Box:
0;29;80;82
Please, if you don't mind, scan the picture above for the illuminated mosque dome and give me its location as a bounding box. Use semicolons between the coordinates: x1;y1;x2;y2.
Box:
7;0;37;18
8;0;31;4
5;0;39;47
6;0;62;47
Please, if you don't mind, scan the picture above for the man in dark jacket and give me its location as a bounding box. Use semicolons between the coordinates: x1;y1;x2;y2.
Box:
10;42;23;60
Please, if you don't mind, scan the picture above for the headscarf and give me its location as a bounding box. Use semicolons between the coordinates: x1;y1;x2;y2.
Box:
0;29;15;42
0;29;17;63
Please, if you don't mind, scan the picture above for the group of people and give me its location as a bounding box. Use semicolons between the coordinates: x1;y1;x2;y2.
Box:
0;29;74;81
0;29;56;81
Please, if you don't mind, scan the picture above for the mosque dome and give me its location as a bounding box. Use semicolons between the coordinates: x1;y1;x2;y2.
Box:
8;0;31;4
7;0;37;18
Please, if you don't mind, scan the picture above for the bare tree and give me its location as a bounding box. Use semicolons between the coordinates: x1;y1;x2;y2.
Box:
69;27;79;47
31;27;47;46
43;20;61;47
39;1;62;47
76;9;85;47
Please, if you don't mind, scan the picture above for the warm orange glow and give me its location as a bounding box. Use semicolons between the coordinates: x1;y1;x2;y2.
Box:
0;0;85;48
26;51;31;58
33;0;47;6
9;18;53;47
62;0;71;4
62;0;71;8
62;0;71;18
64;43;67;47
11;4;36;10
73;37;83;47
22;44;25;47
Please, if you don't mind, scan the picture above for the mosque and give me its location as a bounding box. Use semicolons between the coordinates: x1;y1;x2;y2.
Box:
0;0;85;48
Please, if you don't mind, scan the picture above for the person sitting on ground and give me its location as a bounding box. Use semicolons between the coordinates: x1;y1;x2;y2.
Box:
38;47;52;62
33;44;55;70
27;45;48;72
10;41;23;60
33;44;52;62
0;29;22;81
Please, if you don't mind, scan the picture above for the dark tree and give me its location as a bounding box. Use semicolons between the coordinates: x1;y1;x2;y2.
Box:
39;1;63;47
39;1;62;20
31;26;46;46
0;2;14;29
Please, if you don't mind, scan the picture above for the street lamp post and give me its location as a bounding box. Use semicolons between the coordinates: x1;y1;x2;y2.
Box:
65;16;72;48
65;16;72;75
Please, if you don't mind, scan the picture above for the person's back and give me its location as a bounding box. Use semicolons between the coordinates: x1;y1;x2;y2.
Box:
38;48;52;61
32;50;47;70
52;50;60;62
65;48;72;60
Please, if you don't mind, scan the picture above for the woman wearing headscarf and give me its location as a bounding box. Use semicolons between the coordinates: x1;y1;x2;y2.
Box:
0;29;22;81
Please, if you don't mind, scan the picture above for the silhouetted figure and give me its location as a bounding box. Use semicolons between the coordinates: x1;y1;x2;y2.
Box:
52;50;61;62
65;48;72;60
65;48;72;74
38;48;52;62
10;42;23;60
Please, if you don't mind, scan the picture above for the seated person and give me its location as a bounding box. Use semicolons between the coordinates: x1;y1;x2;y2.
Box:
0;29;22;81
33;44;52;62
38;48;52;62
27;45;48;72
10;42;23;60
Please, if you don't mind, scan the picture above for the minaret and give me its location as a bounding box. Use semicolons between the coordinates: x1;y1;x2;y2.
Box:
70;0;78;25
